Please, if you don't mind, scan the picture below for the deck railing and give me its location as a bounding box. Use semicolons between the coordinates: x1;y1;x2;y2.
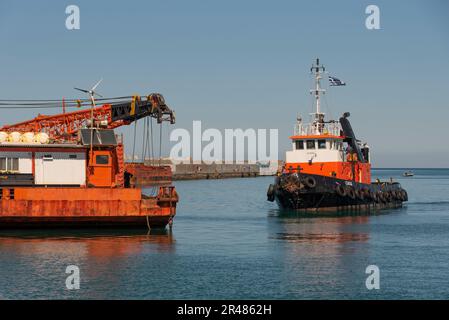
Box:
294;121;341;136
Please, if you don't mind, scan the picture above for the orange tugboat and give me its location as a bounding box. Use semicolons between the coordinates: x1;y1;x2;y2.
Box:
0;93;178;228
267;59;408;211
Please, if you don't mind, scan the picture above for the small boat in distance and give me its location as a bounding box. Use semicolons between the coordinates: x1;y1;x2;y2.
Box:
403;171;414;177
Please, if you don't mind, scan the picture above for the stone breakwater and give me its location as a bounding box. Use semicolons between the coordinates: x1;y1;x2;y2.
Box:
173;163;260;180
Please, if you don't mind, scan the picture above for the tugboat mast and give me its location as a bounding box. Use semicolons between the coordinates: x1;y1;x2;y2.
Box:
310;58;326;134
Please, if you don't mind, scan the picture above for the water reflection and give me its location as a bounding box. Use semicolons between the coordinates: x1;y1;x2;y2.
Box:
266;208;374;298
273;232;369;243
268;207;385;219
0;228;176;258
0;229;177;299
268;208;371;244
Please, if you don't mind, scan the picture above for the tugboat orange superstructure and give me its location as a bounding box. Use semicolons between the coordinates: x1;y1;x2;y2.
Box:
267;59;408;211
0;94;178;228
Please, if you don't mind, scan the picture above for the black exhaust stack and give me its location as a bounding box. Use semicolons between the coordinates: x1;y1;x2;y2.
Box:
339;112;366;163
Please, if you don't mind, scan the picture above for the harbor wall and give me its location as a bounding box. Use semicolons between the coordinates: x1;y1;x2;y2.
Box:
172;163;260;180
125;159;280;182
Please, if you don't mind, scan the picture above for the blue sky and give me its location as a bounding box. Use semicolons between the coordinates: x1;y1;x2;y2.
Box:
0;0;448;167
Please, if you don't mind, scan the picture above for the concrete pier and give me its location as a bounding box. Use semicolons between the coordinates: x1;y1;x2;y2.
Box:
173;163;260;180
125;159;280;183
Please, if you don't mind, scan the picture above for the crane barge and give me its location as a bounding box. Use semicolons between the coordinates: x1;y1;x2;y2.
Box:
0;93;178;229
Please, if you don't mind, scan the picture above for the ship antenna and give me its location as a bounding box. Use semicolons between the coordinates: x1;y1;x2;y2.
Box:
309;58;326;134
74;79;103;164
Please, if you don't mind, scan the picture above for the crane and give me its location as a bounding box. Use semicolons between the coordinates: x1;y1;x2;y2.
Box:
0;93;175;142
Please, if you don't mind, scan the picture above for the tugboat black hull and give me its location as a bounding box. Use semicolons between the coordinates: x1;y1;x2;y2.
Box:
267;173;408;212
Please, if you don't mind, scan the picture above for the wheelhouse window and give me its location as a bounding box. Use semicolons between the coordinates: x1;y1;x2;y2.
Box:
0;158;6;171
318;140;326;149
0;157;19;172
96;155;109;165
295;140;304;150
43;154;53;161
335;141;343;150
306;140;316;149
8;158;19;171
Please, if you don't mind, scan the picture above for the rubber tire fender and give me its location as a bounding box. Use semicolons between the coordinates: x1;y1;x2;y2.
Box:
335;184;347;197
398;190;405;201
355;189;365;200
377;191;385;203
346;187;356;200
370;190;379;202
361;187;370;197
267;184;275;202
392;190;401;200
381;192;389;203
401;190;408;201
303;176;317;189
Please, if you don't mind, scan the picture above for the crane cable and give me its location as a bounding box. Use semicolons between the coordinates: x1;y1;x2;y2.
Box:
141;116;147;162
141;116;152;163
150;117;154;165
159;122;163;167
147;118;151;162
0;96;132;103
149;117;158;197
0;100;128;108
146;117;152;164
131;117;138;163
0;96;136;108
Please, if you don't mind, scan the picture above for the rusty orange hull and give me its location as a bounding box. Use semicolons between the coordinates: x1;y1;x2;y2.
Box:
0;187;177;229
124;163;172;187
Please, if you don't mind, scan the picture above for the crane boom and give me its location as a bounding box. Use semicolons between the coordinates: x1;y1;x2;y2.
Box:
0;94;175;142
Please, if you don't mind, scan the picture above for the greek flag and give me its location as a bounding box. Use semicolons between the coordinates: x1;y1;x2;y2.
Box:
329;76;346;86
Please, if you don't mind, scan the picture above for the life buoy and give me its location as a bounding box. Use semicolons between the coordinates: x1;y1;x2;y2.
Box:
303;176;317;189
336;184;346;197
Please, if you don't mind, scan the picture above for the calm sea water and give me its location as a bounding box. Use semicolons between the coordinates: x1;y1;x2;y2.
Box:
0;168;449;299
